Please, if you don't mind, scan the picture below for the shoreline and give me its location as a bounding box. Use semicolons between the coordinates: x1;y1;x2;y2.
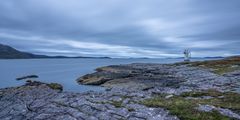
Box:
77;57;240;93
0;57;219;92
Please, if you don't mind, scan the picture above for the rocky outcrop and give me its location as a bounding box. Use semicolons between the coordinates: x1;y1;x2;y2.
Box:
77;63;240;93
0;82;178;120
16;75;39;80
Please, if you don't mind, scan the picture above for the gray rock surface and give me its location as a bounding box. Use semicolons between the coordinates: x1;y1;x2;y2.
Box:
1;58;240;120
77;63;240;93
0;84;178;120
197;105;240;119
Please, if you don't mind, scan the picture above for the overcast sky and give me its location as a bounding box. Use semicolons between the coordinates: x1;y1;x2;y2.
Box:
0;0;239;58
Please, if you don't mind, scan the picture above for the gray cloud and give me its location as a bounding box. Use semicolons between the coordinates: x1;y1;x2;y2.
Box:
0;0;240;58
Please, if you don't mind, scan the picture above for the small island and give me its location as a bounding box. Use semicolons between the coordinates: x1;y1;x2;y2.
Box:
0;57;240;120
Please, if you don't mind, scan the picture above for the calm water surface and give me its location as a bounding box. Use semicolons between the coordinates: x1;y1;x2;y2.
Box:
0;58;216;92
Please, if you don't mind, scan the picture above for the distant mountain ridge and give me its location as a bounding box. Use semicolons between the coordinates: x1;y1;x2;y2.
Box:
0;43;110;59
0;44;46;59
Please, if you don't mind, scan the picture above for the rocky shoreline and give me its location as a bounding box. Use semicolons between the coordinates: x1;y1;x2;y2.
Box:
77;57;240;93
1;57;240;120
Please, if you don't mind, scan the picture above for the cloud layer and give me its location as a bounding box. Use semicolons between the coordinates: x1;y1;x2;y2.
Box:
0;0;239;58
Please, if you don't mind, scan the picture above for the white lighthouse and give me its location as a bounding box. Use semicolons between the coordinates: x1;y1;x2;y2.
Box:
183;49;191;62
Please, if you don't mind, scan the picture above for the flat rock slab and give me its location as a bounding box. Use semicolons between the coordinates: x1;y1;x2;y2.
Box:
77;63;240;93
0;84;178;120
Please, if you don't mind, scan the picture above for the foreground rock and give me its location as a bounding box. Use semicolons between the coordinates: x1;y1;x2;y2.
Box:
1;82;240;120
0;83;178;120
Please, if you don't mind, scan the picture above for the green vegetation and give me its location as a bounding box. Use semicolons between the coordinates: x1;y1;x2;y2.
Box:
180;89;223;97
100;95;137;112
174;57;240;75
196;92;240;113
110;99;136;112
190;57;240;75
110;100;123;108
109;95;132;108
141;90;240;120
47;83;63;91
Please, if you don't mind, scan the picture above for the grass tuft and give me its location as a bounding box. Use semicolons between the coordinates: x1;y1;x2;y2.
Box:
47;83;63;91
190;57;240;75
141;90;240;120
110;100;123;108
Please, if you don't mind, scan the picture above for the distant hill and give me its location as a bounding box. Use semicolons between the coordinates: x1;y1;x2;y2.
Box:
0;44;47;59
0;43;111;59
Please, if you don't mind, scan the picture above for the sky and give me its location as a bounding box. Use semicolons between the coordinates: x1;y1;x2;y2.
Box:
0;0;239;58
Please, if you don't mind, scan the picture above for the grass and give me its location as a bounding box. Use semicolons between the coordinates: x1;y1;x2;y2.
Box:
174;57;240;75
109;95;133;108
110;100;123;108
110;100;136;112
106;95;137;112
180;89;223;97
47;83;63;91
190;57;240;75
140;90;240;120
197;92;240;112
